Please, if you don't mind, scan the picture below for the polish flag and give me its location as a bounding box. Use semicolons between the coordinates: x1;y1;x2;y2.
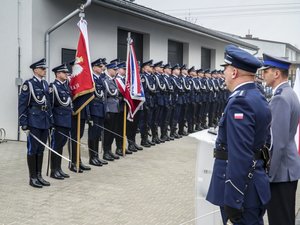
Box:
234;113;244;120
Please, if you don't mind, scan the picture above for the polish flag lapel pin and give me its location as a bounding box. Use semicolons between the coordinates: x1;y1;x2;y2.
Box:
234;113;244;120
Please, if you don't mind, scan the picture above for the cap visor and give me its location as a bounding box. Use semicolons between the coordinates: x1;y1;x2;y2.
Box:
220;63;229;67
258;66;270;70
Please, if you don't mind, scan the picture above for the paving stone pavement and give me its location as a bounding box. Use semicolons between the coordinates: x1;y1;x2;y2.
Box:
0;133;197;225
1;131;300;225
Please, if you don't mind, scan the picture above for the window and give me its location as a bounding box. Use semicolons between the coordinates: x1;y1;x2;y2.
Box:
168;40;183;66
117;29;143;63
201;47;212;69
61;48;76;71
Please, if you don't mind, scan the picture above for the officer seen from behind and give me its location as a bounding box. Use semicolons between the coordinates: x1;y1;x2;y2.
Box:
206;45;271;224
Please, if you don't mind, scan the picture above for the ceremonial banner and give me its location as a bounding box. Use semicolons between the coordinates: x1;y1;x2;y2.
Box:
69;19;94;115
123;38;145;120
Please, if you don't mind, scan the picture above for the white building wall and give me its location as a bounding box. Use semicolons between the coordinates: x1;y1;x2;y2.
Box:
2;0;237;140
286;47;297;61
241;39;285;58
0;0;33;140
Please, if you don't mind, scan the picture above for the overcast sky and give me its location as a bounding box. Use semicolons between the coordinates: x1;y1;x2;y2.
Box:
136;0;300;48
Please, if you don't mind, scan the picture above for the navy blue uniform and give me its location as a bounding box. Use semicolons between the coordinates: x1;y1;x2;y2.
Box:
49;79;72;178
19;75;53;187
206;83;271;224
19;76;53;155
169;74;184;138
87;73;106;165
140;72;157;146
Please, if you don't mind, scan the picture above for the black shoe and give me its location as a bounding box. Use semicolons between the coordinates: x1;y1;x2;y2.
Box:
128;144;138;152
116;149;124;157
50;170;65;180
97;158;108;165
169;134;175;140
89;157;103;166
103;153;114;161
37;173;50;186
141;140;151;148
110;152;120;159
58;169;70;178
29;178;43;188
69;164;83;173
80;163;91;170
134;143;143;151
126;149;133;154
148;140;156;146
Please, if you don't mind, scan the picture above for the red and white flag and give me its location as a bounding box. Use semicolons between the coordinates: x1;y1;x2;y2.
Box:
123;38;145;120
69;19;94;115
234;113;244;120
294;68;300;154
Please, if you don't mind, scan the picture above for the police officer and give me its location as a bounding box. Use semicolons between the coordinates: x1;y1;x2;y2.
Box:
140;60;155;147
160;63;174;141
19;58;52;188
194;69;205;131
87;58;108;166
206;45;271;224
114;61;133;156
261;54;300;225
49;64;72;180
187;66;197;133
152;61;165;144
178;64;190;136
169;64;183;139
102;62;120;161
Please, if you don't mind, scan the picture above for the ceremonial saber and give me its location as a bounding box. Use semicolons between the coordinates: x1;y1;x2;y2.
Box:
46;131;51;176
56;130;99;155
28;132;71;162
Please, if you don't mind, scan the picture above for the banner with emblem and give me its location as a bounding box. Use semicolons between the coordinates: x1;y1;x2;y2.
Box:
69;18;94;115
294;68;300;154
123;37;145;120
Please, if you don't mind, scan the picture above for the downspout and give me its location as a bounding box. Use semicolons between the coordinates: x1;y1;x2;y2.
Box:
44;0;92;82
17;0;22;141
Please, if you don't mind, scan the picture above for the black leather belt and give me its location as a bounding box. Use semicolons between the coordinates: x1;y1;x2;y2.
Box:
30;105;48;111
214;149;263;160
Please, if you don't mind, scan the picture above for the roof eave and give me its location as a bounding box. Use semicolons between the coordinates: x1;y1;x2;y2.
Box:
92;0;259;51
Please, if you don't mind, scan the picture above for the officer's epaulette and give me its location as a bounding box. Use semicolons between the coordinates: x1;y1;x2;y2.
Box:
274;88;282;96
236;90;247;98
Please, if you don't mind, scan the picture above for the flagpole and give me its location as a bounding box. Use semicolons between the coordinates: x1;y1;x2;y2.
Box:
122;104;127;156
122;32;131;156
76;112;81;172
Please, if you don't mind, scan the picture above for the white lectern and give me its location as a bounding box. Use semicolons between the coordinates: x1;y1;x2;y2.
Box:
189;129;222;225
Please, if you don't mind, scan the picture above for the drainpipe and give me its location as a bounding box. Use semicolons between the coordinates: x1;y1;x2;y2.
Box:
44;0;92;82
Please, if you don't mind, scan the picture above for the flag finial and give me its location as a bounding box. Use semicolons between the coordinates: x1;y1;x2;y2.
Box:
79;4;85;19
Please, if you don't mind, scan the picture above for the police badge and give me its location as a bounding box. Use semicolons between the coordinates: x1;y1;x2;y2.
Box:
22;84;28;92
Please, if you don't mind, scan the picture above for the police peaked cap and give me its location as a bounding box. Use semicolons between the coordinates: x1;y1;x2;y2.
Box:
153;61;164;68
110;58;120;65
188;66;195;73
204;69;210;74
261;53;291;70
52;63;69;73
141;60;153;68
196;69;203;73
30;58;47;69
171;64;180;70
106;62;118;70
163;63;171;69
91;58;106;67
221;44;262;73
117;62;126;69
180;64;187;70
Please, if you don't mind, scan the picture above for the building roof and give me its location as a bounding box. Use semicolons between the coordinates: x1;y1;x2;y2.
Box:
92;0;259;51
240;37;300;53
